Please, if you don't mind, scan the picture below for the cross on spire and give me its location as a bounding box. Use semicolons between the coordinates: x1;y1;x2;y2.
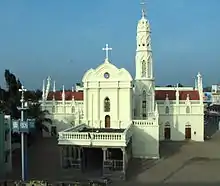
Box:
140;0;146;17
102;44;112;59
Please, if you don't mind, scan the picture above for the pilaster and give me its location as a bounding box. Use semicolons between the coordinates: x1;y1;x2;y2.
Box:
84;88;88;120
97;87;100;122
117;82;119;123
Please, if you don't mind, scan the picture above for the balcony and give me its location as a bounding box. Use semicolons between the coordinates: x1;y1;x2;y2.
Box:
58;123;133;147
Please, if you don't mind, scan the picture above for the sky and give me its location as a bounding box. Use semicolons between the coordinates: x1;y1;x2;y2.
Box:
0;0;219;90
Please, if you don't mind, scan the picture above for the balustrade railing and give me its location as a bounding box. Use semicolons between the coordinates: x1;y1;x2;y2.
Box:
0;180;108;185
133;120;157;126
59;131;124;141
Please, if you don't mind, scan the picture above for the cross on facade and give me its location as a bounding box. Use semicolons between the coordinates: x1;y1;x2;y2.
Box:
102;44;112;59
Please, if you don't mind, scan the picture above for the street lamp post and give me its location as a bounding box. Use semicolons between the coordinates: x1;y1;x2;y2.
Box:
11;85;35;181
17;85;28;181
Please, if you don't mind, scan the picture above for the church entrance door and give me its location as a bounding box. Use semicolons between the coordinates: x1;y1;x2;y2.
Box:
105;115;110;128
164;127;170;140
185;127;191;139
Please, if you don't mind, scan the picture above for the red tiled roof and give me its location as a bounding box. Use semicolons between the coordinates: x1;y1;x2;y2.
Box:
47;91;83;101
155;90;200;100
47;90;200;101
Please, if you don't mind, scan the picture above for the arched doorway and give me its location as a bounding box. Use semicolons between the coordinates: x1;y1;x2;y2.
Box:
105;115;110;128
164;122;171;140
185;124;191;140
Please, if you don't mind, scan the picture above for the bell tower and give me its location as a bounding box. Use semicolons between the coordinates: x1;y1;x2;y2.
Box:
134;1;155;118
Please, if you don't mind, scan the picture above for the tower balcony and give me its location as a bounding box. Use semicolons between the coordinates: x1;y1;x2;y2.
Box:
58;122;133;147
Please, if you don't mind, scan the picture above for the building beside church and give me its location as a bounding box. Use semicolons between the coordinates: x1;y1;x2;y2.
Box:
0;114;12;178
41;5;204;180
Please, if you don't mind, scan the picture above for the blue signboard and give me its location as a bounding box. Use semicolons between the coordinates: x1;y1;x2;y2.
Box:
27;119;35;129
12;120;20;133
19;121;29;133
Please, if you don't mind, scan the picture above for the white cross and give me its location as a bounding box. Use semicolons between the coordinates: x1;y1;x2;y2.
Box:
140;0;146;17
19;85;26;92
102;44;112;59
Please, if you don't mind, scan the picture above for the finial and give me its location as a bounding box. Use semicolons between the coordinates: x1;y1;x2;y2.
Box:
62;85;65;102
197;72;201;78
166;94;169;100
47;76;51;81
53;81;56;92
140;0;146;17
102;44;112;60
187;94;190;100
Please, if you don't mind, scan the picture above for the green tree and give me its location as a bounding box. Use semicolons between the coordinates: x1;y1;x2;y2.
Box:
177;83;183;87
4;69;21;118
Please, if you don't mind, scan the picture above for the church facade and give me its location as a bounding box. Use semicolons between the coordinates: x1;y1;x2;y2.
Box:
41;6;204;180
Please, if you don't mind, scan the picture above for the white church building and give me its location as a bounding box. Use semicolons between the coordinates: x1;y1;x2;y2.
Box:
41;6;204;180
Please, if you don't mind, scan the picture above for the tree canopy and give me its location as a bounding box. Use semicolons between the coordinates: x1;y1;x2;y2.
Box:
0;69;42;119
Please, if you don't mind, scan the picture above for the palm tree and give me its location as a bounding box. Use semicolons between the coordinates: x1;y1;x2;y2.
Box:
36;109;53;133
27;103;52;134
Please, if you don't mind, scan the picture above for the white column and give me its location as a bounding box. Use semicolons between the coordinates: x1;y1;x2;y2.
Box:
121;147;127;178
60;146;63;168
77;147;81;160
102;147;107;161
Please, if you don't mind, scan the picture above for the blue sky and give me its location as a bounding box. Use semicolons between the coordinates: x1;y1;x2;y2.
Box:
0;0;219;90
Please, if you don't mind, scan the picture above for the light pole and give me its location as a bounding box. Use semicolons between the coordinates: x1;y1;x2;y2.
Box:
17;85;28;181
11;85;36;181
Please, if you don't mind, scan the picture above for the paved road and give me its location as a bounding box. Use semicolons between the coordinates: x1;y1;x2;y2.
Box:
5;131;220;185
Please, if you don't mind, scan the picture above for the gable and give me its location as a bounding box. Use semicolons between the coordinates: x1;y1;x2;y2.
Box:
82;59;132;82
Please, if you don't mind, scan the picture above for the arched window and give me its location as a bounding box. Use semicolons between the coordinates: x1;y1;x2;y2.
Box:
104;97;110;112
165;106;169;114
165;121;170;127
141;60;146;77
142;90;147;118
186;106;190;113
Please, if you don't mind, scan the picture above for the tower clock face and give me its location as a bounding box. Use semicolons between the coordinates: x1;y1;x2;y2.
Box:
104;72;110;79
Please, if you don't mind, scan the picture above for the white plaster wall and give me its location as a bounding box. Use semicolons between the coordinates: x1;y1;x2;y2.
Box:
132;119;159;159
158;101;204;141
86;87;132;129
41;100;83;135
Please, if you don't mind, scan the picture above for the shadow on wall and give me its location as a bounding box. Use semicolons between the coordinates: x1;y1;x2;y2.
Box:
127;121;186;181
42;117;75;137
161;108;189;158
204;115;220;138
127;129;159;181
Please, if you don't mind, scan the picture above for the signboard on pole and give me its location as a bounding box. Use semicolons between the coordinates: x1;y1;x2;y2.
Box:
19;121;29;133
12;120;20;133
